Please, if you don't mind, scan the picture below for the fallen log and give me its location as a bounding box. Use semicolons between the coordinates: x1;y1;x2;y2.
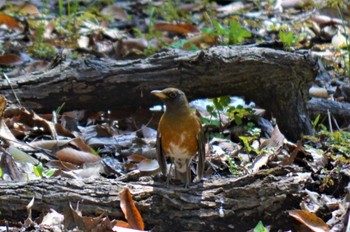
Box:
0;45;317;141
307;98;350;123
0;167;311;231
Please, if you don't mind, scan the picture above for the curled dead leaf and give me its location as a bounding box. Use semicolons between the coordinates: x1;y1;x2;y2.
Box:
120;187;144;230
289;209;330;232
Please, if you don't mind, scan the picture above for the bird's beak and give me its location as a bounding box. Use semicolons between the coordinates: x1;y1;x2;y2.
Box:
151;90;167;99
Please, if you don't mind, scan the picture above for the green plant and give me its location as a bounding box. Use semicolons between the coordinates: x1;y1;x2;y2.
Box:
0;168;2;179
254;221;269;232
311;114;321;131
325;0;350;76
239;135;258;153
226;156;244;175
203;18;251;45
28;22;57;59
204;96;231;131
33;163;56;178
55;102;65;116
319;168;336;191
228;105;255;126
279;30;297;48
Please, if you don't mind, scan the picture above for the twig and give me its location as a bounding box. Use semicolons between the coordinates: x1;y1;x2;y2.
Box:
2;73;22;107
327;109;333;133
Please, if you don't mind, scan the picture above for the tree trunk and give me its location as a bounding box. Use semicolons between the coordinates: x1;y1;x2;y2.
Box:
0;45;317;141
0;166;311;231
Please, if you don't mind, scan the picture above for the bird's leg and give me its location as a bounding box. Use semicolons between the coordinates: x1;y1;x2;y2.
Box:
166;162;174;187
184;165;191;188
181;158;191;188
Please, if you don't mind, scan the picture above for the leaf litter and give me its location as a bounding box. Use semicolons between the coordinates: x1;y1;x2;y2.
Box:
0;0;349;231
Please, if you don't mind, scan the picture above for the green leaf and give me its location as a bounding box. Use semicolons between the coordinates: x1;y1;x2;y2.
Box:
228;21;251;44
0;168;2;178
171;39;188;49
254;221;268;232
218;96;231;108
239;136;252;153
234;114;243;125
212;19;227;35
206;105;217;117
200;117;220;127
312;114;321;129
33;163;43;177
43;169;57;178
279;31;294;47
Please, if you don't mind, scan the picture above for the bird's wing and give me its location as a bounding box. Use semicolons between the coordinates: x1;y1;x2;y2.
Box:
196;124;206;180
156;131;167;176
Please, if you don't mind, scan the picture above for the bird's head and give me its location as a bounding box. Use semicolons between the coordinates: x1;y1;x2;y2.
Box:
151;88;190;113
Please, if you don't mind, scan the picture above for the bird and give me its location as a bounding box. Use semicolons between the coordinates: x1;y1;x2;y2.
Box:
151;87;205;187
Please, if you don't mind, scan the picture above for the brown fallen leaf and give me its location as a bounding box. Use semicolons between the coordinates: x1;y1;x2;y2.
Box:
153;22;198;34
127;154;146;163
0;13;22;30
7;2;41;15
101;5;129;21
260;125;285;149
69;137;95;153
120;187;144;230
65;202;112;231
56;147;101;165
137;159;159;175
289;209;330;232
0;95;6;116
0;54;23;66
0;147;26;181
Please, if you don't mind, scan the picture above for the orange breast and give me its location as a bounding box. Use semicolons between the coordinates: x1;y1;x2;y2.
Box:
159;113;201;159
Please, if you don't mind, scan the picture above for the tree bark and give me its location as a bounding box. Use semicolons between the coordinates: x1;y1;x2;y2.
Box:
0;166;311;231
0;45;317;141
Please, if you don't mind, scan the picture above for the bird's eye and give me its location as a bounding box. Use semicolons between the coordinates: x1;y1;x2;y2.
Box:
168;92;177;98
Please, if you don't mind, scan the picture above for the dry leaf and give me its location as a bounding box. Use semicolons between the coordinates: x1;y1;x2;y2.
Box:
153;22;198;34
280;141;302;166
69;137;94;153
29;139;71;150
55;124;75;138
4;107;58;139
56;147;101;165
0;148;26;181
0;117;18;144
113;226;147;232
127;154;146;163
260;125;285;149
185;33;218;49
40;209;64;228
120;187;144;230
46;160;79;171
101;5;129;21
7;2;41;15
289;210;330;232
66;202;110;231
0;13;22;30
0;54;23;66
0;95;7;116
137;159;159;175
